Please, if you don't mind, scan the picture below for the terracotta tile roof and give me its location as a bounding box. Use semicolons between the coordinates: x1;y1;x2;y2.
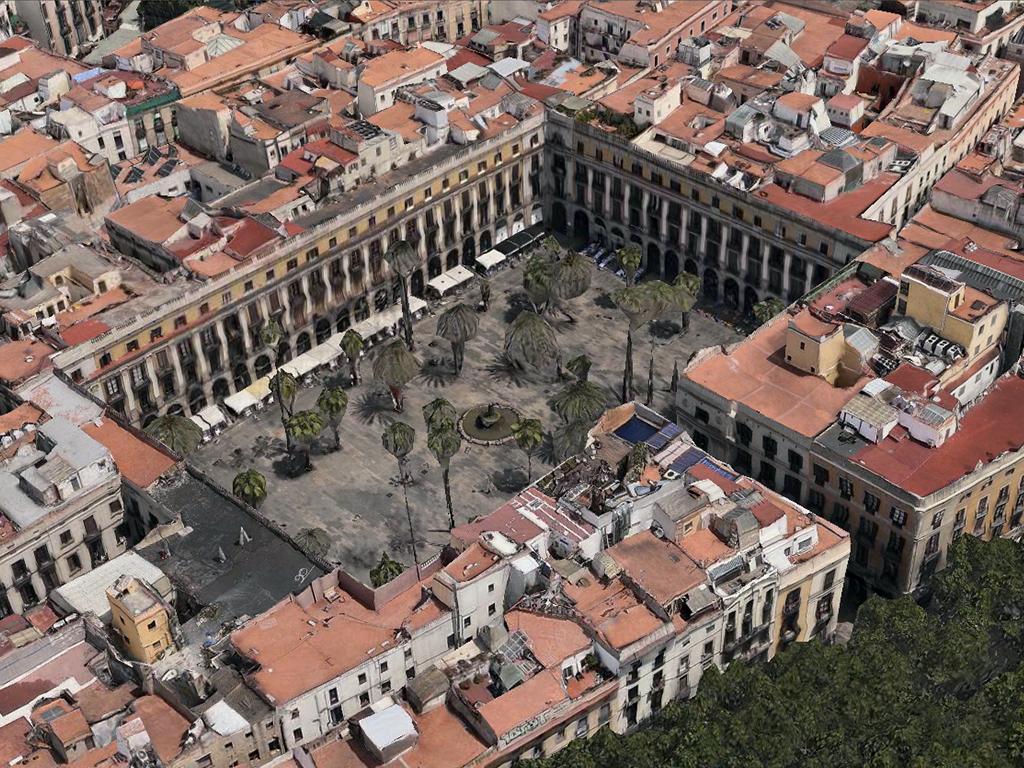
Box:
130;697;190;764
478;670;567;739
0;403;43;434
604;531;705;607
0;131;60;174
443;543;500;583
826;33;869;60
564;576;664;651
505;610;589;668
850;374;1024;496
684;312;870;438
677;527;733;567
450;489;547;550
358;46;443;88
81;418;176;488
0;339;54;385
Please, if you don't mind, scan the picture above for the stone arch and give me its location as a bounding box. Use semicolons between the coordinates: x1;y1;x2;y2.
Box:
664;250;679;281
646;242;661;276
296;331;312;355
530;203;543;225
573;209;590;241
212;377;230;401
315;316;332;344
355;297;370;322
479;230;492;253
166;404;185;417
276;340;292;364
744;286;759;315
446;250;459;270
232;363;251;391
142;413;157;429
428;254;443;278
703;269;719;301
685;258;699;276
724;278;739;308
254;354;273;379
188;388;206;415
411;269;425;298
610;227;624;248
551;201;567;233
462;237;476;266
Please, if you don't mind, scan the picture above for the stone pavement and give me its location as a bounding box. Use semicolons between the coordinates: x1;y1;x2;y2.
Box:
191;261;742;581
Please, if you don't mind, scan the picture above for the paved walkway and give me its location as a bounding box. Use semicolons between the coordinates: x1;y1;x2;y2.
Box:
192;261;742;581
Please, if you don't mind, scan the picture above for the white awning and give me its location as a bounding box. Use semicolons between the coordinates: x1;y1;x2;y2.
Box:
476;249;507;270
307;341;341;367
246;376;273;402
281;351;319;378
427;265;476;297
223;390;258;416
197;404;227;428
351;296;428;339
189;414;211;434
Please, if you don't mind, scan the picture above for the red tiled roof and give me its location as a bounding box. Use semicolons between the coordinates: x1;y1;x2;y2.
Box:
81;418;176;488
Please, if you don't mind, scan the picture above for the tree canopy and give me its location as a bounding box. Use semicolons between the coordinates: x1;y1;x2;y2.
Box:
529;536;1024;768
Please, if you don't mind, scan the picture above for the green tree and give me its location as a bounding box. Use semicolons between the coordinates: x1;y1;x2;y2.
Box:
316;385;348;450
144;415;203;456
339;328;365;386
612;285;654;403
294;527;331;559
511;418;544;482
259;317;284;362
382;422;420;578
617;244;643;286
427;424;462;530
231;468;267;508
286;409;323;471
565;354;592;382
369;551;405;587
422;397;458;433
385;240;420;351
504;310;559;377
139;0;199;30
551;421;589;462
753;297;786;326
479;278;492;311
269;370;298;452
372;338;420;412
523;249;556;312
673;273;701;332
549;379;607;426
436;303;479;375
551;250;592;322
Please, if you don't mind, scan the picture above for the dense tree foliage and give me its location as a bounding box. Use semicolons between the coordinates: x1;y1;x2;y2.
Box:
530;536;1024;768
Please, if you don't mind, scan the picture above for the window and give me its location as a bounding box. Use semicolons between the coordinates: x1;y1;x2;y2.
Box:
813;464;829;485
864;491;880;513
126;340;139;352
244;280;254;292
380;681;391;694
487;583;495;593
265;269;275;281
890;507;907;528
932;511;944;529
150;328;163;342
823;569;836;590
59;530;73;546
287;258;298;272
358;692;370;707
839;477;853;500
463;616;471;628
292;729;303;742
762;435;777;458
831;503;849;525
174;315;186;329
379;660;388;673
488;603;496;616
67;553;82;574
199;302;209;315
787;449;803;472
694;406;710;424
358;672;367;685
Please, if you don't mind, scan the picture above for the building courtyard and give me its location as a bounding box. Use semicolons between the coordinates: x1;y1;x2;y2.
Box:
191;259;742;581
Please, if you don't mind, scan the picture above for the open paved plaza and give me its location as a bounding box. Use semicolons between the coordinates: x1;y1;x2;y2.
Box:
191;261;742;581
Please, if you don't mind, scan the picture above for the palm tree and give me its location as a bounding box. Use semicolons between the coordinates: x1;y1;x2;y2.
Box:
260;318;284;363
382;421;420;578
294;527;331;559
427;424;462;529
523;250;555;312
549;379;607;425
286;409;324;471
552;420;589;462
270;370;299;452
565;353;592;382
232;468;267;508
339;329;365;386
613;285;655;403
316;385;348;450
511;418;544;482
552;250;592;322
753;297;787;326
423;397;458;433
436;303;479;375
385;240;420;351
145;415;202;456
673;273;701;332
504;310;559;376
618;244;643;286
479;278;492;311
372;338;419;412
370;551;405;587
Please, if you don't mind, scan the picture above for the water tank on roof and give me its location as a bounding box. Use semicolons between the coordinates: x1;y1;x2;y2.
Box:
479;531;517;557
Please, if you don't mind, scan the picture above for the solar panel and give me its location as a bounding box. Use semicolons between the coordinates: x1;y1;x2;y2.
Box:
156;160;178;177
669;448;704;475
109;163;122;178
166;145;178;158
144;147;161;166
124;167;145;184
696;456;738;481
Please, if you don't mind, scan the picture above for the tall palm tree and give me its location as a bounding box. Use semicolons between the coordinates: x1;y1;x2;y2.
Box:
370;551;405;587
436;303;479;375
270;370;299;451
385;240;420;351
552;420;589;462
613;285;655;403
753;297;786;326
565;353;592;382
382;421;420;578
618;244;643;286
427;424;461;530
316;385;348;450
372;338;419;412
339;329;365;386
511;418;543;482
523;250;555;312
232;468;267;508
145;415;202;456
673;273;701;332
423;397;458;433
504;310;559;377
286;409;324;471
549;379;607;425
260;318;284;364
552;250;592;322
